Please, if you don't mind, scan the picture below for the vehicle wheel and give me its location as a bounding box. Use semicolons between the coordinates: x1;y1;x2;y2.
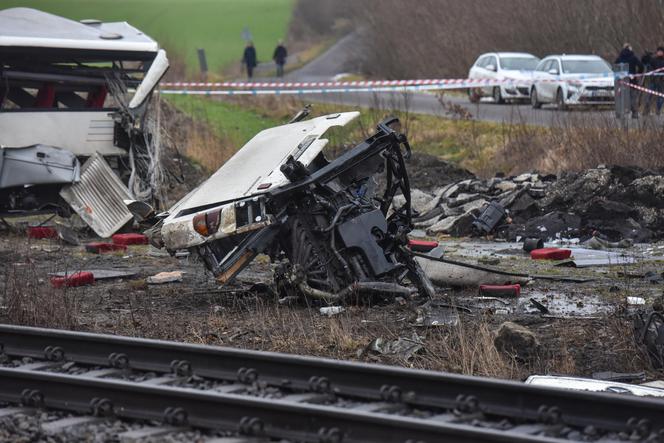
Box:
556;88;567;111
468;88;480;104
492;87;504;104
531;88;542;109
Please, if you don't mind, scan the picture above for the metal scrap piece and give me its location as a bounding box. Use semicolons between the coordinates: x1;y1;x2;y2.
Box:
60;153;133;238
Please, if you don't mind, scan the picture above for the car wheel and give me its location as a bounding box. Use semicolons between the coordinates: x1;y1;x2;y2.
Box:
468;88;480;104
556;88;567;111
493;87;504;104
531;88;542;109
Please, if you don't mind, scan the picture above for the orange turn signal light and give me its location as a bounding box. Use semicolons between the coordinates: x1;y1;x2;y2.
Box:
193;213;208;236
193;209;223;237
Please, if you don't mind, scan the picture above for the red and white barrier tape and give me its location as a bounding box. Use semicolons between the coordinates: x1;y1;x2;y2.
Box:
161;66;664;91
163;78;510;89
160;83;484;96
161;76;614;90
631;66;664;78
621;80;664;98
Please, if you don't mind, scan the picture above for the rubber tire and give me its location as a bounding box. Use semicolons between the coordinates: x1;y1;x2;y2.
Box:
531;87;542;109
468;88;480;104
556;88;567;111
493;87;504;104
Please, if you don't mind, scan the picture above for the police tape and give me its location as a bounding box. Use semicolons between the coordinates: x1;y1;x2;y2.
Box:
161;76;612;90
161;67;664;91
160;82;504;96
633;66;664;77
621;80;664;98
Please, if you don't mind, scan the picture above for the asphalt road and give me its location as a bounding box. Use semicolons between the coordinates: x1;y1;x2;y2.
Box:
285;34;618;127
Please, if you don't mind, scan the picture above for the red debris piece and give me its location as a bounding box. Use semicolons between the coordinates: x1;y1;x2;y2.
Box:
479;284;521;298
51;271;95;288
112;233;149;246
530;248;572;260
85;242;128;254
408;239;439;253
27;226;58;239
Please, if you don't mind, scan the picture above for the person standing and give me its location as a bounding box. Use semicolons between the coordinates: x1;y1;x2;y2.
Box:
649;46;664;116
273;40;288;77
242;41;257;79
641;50;655;114
615;43;644;118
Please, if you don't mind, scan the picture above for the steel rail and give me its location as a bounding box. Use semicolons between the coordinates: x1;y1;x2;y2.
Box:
1;324;663;435
0;367;557;443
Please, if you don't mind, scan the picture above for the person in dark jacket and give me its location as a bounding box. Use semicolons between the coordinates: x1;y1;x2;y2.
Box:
649;46;664;115
273;40;287;77
242;41;257;79
615;44;644;117
641;50;655;114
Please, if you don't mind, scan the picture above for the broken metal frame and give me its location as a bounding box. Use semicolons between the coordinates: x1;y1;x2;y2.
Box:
192;117;435;300
0;8;169;233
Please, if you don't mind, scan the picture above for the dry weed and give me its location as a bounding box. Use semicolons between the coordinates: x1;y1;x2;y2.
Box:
498;114;664;174
2;237;80;330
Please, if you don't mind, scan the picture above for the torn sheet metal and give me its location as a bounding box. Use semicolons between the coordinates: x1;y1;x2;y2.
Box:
0;145;80;188
370;332;424;361
59;153;133;238
524;375;664;398
415;300;460;327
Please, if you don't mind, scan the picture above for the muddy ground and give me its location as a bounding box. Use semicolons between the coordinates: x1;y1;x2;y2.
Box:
1;229;662;383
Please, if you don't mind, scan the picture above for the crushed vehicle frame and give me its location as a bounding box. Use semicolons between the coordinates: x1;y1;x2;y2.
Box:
156;112;435;301
0;7;168;236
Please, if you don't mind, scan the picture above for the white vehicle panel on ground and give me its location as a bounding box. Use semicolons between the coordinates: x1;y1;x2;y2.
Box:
160;111;360;250
525;375;664;398
171;112;359;215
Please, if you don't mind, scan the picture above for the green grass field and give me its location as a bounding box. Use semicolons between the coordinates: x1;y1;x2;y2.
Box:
166;94;515;176
167;96;281;148
4;0;294;74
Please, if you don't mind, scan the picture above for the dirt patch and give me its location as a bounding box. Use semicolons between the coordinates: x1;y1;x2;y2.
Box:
405;152;474;190
1;233;661;382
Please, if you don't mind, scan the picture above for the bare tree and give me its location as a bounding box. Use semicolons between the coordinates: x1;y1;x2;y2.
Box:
293;0;664;79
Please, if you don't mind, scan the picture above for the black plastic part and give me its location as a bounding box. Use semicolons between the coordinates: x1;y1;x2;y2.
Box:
523;238;544;252
472;201;506;234
336;209;397;277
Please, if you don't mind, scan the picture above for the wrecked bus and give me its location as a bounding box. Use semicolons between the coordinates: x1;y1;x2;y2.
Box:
151;112;436;301
0;7;168;237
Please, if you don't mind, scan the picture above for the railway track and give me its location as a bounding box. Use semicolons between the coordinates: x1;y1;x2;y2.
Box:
0;324;663;442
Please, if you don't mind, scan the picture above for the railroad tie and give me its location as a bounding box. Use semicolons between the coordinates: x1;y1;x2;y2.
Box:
41;416;105;435
118;425;187;443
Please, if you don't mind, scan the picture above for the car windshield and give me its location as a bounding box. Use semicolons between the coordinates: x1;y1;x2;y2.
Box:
562;60;611;74
500;57;539;70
